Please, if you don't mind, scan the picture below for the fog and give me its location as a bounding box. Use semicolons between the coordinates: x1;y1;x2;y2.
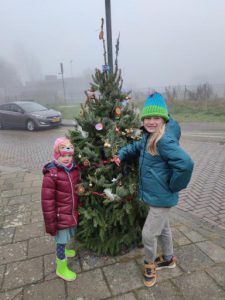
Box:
0;0;225;89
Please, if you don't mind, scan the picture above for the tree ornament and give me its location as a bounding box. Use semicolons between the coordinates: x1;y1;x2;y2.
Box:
115;127;120;133
89;182;93;187
112;144;119;155
85;86;97;106
78;154;82;158
132;129;142;140
87;87;96;99
114;106;122;117
104;140;111;148
99;17;104;40
125;128;134;134
95;123;104;131
76;184;85;195
83;159;90;167
102;64;110;72
103;188;115;201
99;30;104;40
76;124;89;138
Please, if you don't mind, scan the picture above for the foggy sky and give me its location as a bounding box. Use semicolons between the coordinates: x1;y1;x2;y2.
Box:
0;0;225;88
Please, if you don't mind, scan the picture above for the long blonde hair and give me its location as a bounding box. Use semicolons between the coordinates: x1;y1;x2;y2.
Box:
148;123;166;156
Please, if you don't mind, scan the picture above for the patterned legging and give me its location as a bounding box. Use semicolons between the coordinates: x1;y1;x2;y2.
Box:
56;243;66;259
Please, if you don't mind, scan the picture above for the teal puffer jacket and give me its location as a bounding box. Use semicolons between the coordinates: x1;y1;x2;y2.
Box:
118;118;194;207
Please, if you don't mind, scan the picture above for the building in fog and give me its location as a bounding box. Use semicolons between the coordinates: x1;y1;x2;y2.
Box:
0;74;91;105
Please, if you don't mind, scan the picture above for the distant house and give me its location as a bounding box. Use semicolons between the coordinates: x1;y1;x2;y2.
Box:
0;74;91;105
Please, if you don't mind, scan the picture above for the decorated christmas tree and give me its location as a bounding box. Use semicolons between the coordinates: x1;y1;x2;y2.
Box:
69;20;148;256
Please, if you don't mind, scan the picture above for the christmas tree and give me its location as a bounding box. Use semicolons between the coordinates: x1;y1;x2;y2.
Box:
69;19;148;256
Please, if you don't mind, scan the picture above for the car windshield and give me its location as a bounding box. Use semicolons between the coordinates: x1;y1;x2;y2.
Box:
18;102;48;112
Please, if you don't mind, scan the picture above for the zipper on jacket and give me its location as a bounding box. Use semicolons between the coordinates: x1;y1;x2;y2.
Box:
67;171;77;224
57;207;60;217
139;135;148;201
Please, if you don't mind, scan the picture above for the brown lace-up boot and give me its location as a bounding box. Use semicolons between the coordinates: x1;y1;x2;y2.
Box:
143;262;157;287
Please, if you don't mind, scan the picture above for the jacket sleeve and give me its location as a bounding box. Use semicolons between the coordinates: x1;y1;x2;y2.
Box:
41;173;57;236
158;137;194;192
118;138;144;160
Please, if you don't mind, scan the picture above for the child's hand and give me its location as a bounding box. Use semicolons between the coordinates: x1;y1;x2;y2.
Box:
113;155;121;166
83;159;90;167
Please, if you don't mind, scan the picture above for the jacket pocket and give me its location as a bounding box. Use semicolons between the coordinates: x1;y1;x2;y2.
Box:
149;168;171;192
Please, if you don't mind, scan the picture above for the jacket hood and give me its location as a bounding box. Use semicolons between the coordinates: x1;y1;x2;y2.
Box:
42;161;78;175
42;162;56;175
165;117;181;141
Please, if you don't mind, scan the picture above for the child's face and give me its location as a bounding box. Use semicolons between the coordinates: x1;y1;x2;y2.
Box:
143;116;165;133
58;154;73;165
57;142;74;165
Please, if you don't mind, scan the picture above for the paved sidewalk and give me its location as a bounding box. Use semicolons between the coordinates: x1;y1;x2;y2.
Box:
61;119;77;127
0;166;225;300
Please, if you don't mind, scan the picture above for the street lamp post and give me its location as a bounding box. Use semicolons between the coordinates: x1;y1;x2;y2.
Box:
70;60;73;78
59;63;66;104
70;60;74;102
105;0;113;73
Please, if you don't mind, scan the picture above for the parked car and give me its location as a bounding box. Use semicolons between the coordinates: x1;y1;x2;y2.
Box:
0;101;62;131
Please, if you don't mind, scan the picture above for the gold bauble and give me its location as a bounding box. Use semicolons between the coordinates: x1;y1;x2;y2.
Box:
104;141;111;148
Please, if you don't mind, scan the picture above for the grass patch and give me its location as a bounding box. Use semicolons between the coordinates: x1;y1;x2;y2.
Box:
46;103;81;120
47;98;225;122
168;98;225;122
170;111;225;122
137;98;225;122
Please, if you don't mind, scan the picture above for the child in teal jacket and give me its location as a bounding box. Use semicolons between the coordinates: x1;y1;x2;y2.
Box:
114;92;194;287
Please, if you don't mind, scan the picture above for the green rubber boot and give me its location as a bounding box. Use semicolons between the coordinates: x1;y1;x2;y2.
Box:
65;248;76;258
56;258;77;281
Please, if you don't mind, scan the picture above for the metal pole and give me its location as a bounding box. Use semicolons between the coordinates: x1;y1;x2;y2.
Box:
60;63;66;104
70;60;73;102
105;0;113;73
70;60;73;78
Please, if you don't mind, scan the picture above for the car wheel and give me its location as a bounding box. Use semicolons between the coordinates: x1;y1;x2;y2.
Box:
27;120;35;131
0;120;4;130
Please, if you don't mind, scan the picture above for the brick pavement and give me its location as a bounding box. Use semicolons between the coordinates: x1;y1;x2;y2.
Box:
0;123;225;230
0;165;225;299
178;139;225;230
0;127;70;174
